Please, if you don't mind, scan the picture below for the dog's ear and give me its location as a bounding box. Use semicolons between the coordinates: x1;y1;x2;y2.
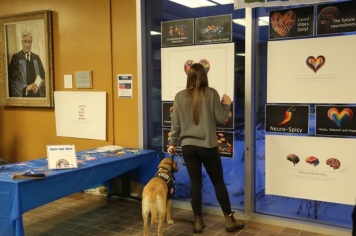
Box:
158;158;170;168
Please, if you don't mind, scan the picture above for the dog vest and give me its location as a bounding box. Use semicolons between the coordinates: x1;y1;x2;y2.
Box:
154;172;174;199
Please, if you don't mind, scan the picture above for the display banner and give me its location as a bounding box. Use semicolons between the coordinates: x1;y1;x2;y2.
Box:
266;135;356;205
265;104;309;134
317;1;356;35
235;0;337;9
195;15;232;44
315;105;356;137
161;19;194;47
269;6;314;40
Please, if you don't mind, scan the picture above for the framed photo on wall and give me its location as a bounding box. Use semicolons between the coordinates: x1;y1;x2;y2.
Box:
0;10;54;107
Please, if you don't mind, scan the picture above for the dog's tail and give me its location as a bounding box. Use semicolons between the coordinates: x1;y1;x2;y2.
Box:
149;192;157;226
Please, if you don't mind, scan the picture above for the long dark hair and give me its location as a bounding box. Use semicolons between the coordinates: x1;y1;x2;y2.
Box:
186;63;209;125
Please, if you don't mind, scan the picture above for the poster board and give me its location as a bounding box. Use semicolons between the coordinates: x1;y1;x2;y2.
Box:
267;35;356;103
54;91;106;140
266;135;356;205
161;43;235;101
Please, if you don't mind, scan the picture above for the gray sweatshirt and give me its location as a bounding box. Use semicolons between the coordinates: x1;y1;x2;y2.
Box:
170;87;230;148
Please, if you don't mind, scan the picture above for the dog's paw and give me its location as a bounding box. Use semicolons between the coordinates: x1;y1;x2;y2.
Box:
166;219;174;225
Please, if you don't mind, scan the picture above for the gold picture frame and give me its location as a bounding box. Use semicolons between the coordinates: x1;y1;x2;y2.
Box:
0;10;53;107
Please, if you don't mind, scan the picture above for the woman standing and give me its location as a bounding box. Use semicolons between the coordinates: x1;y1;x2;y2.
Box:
167;63;245;233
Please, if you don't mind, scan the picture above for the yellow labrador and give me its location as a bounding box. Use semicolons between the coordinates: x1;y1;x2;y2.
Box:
142;157;179;236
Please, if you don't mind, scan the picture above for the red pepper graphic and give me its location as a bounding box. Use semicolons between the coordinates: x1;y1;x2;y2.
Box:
278;106;296;125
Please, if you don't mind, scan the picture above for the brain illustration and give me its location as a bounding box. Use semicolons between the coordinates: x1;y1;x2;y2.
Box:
326;158;341;170
270;10;297;37
318;6;340;24
287;154;299;166
306;156;319;167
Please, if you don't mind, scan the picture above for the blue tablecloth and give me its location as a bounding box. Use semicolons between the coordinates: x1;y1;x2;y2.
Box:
0;148;158;236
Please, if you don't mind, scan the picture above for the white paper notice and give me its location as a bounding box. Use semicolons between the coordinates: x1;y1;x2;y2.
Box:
54;91;106;140
118;74;133;98
64;75;73;89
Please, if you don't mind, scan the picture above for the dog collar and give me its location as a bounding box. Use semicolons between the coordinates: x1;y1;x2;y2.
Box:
154;172;175;199
155;172;173;185
158;166;175;180
158;165;171;171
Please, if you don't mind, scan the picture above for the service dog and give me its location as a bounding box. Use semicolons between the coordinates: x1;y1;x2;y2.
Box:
142;157;179;236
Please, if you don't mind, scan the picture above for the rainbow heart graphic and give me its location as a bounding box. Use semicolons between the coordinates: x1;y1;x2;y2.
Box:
184;59;210;74
327;108;353;128
306;56;325;73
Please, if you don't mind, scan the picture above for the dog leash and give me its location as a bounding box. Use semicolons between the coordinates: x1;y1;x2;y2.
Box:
171;152;185;166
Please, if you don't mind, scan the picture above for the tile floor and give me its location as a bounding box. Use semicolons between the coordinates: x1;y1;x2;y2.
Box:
23;192;334;236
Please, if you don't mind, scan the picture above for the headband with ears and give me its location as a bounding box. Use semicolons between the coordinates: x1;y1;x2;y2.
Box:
184;59;210;75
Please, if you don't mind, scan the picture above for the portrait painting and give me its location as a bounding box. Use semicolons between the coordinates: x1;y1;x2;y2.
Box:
0;10;53;107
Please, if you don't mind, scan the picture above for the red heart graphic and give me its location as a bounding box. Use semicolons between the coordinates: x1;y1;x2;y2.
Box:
184;59;210;75
270;10;297;37
306;56;325;73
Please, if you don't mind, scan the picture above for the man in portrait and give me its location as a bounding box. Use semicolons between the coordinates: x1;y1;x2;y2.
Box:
8;30;46;97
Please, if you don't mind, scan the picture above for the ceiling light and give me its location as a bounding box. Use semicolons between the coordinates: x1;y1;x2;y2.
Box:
169;0;217;8
210;0;234;4
232;19;246;26
236;53;245;56
258;16;269;26
150;31;161;35
232;17;269;27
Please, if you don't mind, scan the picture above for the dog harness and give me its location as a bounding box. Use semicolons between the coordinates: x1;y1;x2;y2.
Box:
154;172;174;199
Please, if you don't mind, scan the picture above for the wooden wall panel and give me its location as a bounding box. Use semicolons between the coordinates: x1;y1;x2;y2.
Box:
0;0;139;162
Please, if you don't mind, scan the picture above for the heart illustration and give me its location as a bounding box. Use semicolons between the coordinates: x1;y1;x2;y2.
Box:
327;108;353;128
270;10;297;37
184;59;210;75
306;56;325;73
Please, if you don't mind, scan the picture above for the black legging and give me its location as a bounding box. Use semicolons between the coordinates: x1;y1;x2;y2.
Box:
182;145;232;216
352;205;356;235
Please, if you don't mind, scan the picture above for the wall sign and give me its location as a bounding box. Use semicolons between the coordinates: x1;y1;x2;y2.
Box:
269;6;314;40
317;1;356;35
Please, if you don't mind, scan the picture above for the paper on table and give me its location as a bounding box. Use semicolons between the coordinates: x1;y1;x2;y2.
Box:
34;75;44;93
96;145;125;152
